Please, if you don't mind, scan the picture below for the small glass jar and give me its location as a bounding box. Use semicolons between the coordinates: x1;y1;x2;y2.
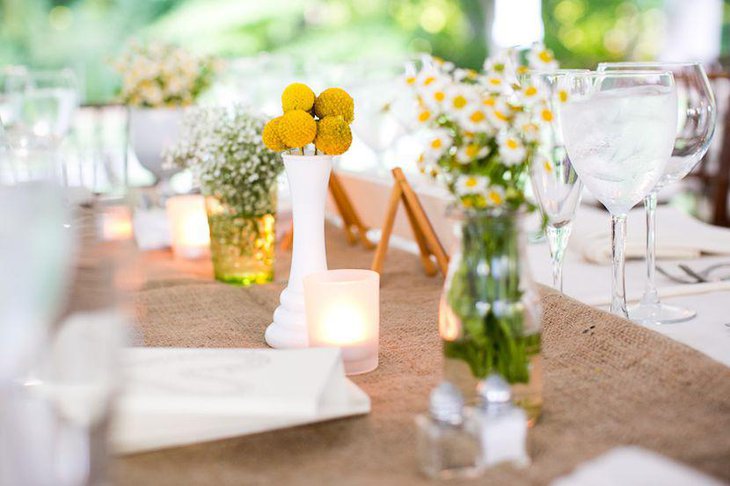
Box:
205;193;276;286
415;382;483;480
440;209;543;424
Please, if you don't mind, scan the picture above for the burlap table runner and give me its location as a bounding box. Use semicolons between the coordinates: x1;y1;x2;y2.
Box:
117;225;730;485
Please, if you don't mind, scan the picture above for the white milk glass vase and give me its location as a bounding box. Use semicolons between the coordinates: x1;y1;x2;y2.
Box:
128;107;183;186
266;154;332;348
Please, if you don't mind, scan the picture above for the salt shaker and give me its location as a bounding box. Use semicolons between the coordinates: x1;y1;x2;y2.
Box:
475;374;530;468
415;381;483;479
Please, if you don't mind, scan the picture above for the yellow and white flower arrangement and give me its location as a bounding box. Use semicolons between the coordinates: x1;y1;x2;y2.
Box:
262;83;355;156
409;43;559;211
113;41;219;108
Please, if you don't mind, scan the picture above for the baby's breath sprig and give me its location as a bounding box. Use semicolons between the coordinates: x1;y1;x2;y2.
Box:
164;105;283;217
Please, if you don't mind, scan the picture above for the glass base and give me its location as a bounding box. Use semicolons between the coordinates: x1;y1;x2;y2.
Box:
628;302;697;325
215;270;273;287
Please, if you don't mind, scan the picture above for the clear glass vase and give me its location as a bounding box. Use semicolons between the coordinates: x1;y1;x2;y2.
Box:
205;195;276;286
439;209;543;425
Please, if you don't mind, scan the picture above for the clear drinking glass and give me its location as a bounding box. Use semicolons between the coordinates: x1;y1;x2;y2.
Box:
597;62;717;324
558;71;678;317
6;69;80;150
524;71;586;291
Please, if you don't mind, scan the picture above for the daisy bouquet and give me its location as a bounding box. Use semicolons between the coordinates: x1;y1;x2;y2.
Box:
408;43;559;212
413;44;561;411
113;41;219;108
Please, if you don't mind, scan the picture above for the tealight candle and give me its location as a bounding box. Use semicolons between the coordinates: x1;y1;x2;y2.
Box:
304;269;379;375
166;194;211;260
101;205;133;242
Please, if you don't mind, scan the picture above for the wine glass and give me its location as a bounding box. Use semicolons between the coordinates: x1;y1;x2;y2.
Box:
3;69;79;152
597;62;716;324
558;71;677;317
525;70;586;291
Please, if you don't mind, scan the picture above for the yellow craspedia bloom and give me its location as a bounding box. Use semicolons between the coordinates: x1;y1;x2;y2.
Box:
314;88;354;123
278;110;317;148
314;116;352;155
282;83;315;112
262;116;287;151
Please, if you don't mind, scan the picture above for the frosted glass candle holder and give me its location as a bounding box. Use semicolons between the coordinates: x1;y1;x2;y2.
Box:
166;194;211;260
304;269;379;375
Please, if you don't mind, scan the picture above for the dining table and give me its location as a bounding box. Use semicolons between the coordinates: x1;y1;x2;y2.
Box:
113;208;730;485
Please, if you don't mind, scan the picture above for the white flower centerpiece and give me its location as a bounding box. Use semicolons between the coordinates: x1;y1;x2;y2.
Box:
114;41;219;185
408;44;560;422
165;105;283;285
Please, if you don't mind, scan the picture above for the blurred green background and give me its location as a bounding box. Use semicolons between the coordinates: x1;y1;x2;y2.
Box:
2;0;729;103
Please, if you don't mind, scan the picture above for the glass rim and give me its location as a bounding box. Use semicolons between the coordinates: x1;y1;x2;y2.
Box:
563;70;674;79
597;61;703;69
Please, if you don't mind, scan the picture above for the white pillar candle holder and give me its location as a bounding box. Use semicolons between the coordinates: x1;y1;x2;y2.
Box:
266;155;332;349
303;269;379;375
166;194;211;260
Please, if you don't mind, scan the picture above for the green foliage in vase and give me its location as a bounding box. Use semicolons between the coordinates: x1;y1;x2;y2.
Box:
165;105;283;217
443;210;540;383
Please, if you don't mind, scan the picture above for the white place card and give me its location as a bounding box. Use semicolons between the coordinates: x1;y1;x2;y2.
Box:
112;347;370;454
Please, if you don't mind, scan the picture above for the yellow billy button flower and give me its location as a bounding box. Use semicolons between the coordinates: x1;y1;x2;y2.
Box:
282;82;315;112
314;115;352;155
262;116;287;151
314;87;355;123
278;109;317;148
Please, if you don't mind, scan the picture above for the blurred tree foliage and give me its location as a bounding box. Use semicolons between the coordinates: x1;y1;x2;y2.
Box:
1;0;728;103
0;0;489;103
542;0;665;68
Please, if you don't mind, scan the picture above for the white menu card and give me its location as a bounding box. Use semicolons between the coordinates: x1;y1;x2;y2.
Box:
112;347;370;454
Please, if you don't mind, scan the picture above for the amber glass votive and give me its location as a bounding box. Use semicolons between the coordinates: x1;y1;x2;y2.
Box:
304;269;379;375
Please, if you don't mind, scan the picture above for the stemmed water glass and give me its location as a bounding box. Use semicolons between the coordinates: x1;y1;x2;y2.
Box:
558;71;678;317
525;71;586;291
5;69;79;151
597;62;716;324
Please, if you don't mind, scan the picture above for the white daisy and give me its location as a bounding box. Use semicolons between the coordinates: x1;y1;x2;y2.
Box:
527;43;559;72
456;143;488;164
498;131;527;166
514;112;540;143
424;129;452;160
485;185;506;207
444;85;475;117
484;96;513;130
455;174;489;195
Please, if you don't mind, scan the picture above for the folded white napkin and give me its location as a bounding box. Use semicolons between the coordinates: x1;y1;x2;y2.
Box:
552;446;724;486
133;208;171;250
572;206;730;265
112;347;370;454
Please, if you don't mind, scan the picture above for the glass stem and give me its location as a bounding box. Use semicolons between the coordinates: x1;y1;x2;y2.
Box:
610;214;628;318
545;222;572;292
640;192;660;306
